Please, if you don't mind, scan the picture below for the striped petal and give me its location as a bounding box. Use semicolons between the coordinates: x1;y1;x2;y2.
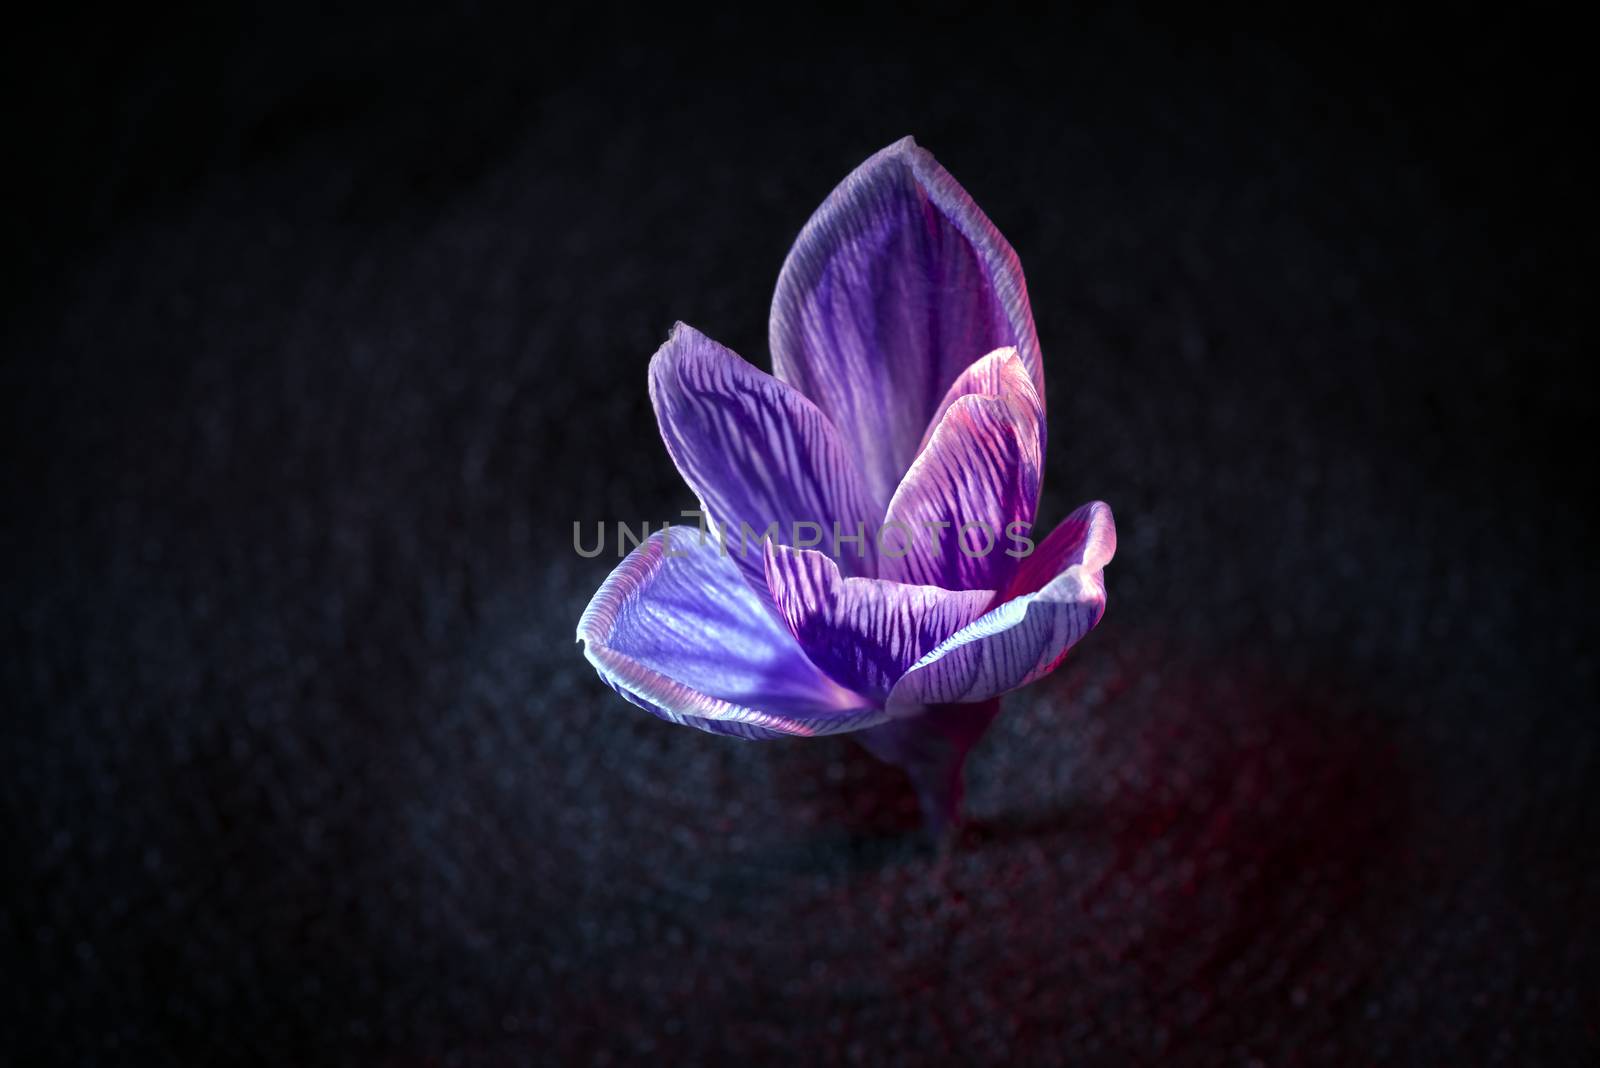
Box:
770;137;1042;508
886;501;1116;709
578;530;884;738
764;542;993;703
878;351;1043;593
915;347;1044;460
650;323;879;588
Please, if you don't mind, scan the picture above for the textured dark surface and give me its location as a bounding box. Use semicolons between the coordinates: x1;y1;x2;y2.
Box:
4;8;1595;1065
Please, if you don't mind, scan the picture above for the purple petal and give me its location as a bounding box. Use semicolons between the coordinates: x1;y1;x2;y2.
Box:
886;501;1116;708
650;323;879;588
578;531;884;738
878;352;1043;592
770;137;1042;508
1004;497;1118;600
914;347;1043;460
764;542;993;702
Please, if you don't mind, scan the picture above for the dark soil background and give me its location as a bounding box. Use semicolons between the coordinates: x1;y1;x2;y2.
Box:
4;7;1595;1065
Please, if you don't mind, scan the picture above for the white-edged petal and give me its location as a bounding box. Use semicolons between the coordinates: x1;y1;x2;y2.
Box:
578;530;885;738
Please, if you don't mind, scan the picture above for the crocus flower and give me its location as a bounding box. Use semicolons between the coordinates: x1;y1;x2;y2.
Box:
578;137;1115;831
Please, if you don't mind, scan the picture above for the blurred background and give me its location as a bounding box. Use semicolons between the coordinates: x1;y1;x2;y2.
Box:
4;6;1594;1064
